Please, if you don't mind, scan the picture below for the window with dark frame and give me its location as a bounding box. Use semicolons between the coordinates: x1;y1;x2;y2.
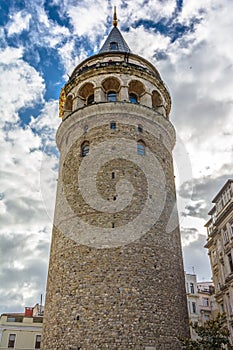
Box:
110;122;116;130
137;125;143;133
8;334;16;348
35;334;41;349
110;42;118;50
192;302;196;313
228;253;233;273
81;142;89;157
190;282;195;294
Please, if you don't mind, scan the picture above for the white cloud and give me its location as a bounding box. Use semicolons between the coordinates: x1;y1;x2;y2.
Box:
7;10;31;36
125;26;170;60
0;46;45;124
67;1;108;41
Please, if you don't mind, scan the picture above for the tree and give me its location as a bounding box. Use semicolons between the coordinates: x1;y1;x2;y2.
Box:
180;313;233;349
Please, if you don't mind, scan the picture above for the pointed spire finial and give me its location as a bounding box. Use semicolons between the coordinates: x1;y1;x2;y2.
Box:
113;6;118;27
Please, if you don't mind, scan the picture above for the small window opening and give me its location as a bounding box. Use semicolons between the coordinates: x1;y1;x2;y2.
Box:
137;125;143;133
87;94;94;105
110;42;118;50
113;196;117;201
8;334;16;348
137;141;145;155
110;122;116;130
107;91;117;102
35;334;41;349
81;142;89;157
112;172;115;179
129;93;138;104
192;302;196;313
228;253;233;272
112;223;115;228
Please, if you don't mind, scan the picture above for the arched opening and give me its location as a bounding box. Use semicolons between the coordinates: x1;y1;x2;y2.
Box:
64;95;73;110
110;42;118;50
102;77;121;102
128;80;145;104
152;90;163;108
78;83;95;105
81;141;89;157
137;140;145;155
129;93;138;104
87;94;94;105
137;124;143;133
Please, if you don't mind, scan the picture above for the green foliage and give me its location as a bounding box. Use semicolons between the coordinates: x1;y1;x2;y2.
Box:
180;313;233;350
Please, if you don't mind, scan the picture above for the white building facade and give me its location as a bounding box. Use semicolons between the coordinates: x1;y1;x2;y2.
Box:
0;305;43;350
205;179;233;343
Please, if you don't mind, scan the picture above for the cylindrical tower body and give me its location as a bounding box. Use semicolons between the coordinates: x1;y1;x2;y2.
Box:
42;26;189;349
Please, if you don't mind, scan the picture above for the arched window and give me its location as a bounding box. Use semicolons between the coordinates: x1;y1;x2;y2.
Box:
107;91;117;102
137;140;145;155
152;90;163;108
102;77;120;102
137;124;143;133
81;142;89;157
129;93;138;104
110;42;118;50
78;82;94;105
87;94;94;105
128;80;145;105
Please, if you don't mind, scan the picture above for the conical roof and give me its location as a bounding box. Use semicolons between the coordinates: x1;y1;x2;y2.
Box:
99;24;131;54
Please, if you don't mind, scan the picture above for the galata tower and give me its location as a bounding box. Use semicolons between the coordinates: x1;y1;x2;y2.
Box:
42;8;189;350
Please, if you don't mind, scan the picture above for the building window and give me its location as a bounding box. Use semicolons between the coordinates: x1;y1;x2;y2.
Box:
110;122;116;130
129;93;138;104
81;142;89;157
110;42;118;50
204;314;210;321
35;334;41;349
137;125;143;133
203;297;209;307
230;222;233;236
220;303;225;313
112;172;115;179
8;334;16;348
192;302;196;313
223;227;229;243
87;94;94;105
190;283;195;294
112;223;115;228
137;141;145;155
107;91;117;102
228;253;233;273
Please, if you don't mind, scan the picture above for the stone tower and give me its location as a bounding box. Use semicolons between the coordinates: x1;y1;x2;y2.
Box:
42;9;189;350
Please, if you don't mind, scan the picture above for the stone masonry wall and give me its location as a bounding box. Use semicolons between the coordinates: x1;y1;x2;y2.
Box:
42;103;189;349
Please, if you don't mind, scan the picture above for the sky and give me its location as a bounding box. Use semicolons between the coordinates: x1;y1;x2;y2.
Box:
0;0;232;313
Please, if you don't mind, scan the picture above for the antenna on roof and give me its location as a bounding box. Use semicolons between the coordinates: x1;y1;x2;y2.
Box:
113;6;118;27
